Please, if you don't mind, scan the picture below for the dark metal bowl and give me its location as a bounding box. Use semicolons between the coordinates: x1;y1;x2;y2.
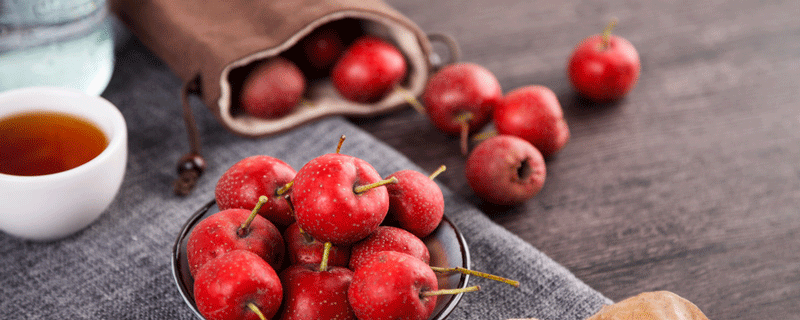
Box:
172;200;471;319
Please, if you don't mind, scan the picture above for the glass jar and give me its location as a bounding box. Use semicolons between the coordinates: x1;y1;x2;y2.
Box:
0;0;114;95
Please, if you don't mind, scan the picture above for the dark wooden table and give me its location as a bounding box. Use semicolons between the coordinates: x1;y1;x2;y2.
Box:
351;1;800;319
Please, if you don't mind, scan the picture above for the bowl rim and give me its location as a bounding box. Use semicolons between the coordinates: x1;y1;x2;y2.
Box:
171;199;472;320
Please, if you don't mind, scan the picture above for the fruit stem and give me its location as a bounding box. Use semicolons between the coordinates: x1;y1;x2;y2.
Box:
336;135;346;154
299;99;314;108
471;130;497;142
396;87;426;114
421;285;481;297
276;180;294;196
319;242;332;272
238;195;269;236
454;112;474;124
602;18;618;50
354;176;399;194
247;303;267;320
430;266;520;287
298;225;315;243
429;165;447;180
455;112;474;156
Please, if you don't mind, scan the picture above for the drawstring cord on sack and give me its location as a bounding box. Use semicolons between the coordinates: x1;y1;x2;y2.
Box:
173;76;206;196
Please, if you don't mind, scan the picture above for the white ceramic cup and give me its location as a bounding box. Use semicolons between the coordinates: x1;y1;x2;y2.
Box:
0;87;127;241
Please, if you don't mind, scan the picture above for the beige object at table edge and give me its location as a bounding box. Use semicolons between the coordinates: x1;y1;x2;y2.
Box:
0;87;127;241
586;291;709;320
506;291;709;320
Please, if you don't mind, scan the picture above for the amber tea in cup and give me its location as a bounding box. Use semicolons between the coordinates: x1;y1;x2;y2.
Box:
0;111;109;176
0;87;127;241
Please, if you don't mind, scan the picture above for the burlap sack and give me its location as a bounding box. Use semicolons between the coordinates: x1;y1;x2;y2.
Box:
111;0;455;194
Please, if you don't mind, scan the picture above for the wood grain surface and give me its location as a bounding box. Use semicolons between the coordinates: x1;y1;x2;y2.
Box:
351;1;800;319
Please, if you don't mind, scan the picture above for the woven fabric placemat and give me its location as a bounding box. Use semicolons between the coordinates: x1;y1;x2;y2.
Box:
0;33;610;320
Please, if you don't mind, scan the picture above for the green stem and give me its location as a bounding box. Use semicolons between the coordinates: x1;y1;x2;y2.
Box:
430;266;520;287
602;18;618;50
336;135;346;154
238;196;269;236
354;176;398;194
456;112;474;156
454;112;474;124
286;197;296;219
471;130;497;142
421;285;481;297
276;180;293;196
397;87;426;114
298;225;314;243
247;302;267;320
299;99;314;108
428;165;447;180
319;242;332;272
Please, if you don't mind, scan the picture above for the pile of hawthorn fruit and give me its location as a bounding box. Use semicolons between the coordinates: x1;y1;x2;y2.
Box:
235;20;409;119
186;136;519;320
238;19;640;206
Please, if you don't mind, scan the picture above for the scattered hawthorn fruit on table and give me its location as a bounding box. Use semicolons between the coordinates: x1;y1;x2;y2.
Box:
186;196;285;276
567;19;641;102
493;85;570;158
193;250;283;320
384;165;446;239
331;35;407;103
215;155;296;229
422;62;503;155
465;135;546;206
239;57;307;119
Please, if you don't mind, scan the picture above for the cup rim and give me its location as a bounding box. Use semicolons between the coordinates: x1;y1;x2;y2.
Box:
0;86;127;182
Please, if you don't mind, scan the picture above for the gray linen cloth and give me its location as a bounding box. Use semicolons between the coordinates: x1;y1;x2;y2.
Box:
0;36;611;319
